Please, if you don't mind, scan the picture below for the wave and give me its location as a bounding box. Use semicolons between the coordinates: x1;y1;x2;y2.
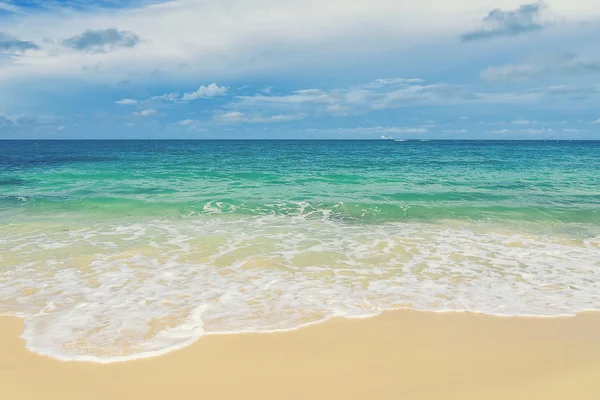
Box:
1;216;599;363
2;197;599;225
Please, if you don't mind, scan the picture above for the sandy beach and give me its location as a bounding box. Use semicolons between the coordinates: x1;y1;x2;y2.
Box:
1;310;599;400
3;0;600;397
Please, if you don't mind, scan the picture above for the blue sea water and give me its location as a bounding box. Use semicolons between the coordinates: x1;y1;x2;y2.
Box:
1;140;599;362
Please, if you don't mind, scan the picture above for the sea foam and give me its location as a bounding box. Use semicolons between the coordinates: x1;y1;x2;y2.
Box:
1;215;599;363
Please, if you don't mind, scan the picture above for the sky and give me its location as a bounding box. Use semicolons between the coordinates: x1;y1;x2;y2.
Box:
1;0;600;139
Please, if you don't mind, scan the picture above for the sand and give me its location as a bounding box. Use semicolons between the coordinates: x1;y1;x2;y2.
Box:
1;310;600;399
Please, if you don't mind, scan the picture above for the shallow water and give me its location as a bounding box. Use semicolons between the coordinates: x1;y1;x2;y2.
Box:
1;140;599;362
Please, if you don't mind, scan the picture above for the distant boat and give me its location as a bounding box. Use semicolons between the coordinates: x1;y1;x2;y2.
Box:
394;139;406;142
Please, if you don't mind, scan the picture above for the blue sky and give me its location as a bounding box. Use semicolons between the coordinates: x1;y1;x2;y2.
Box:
1;0;600;139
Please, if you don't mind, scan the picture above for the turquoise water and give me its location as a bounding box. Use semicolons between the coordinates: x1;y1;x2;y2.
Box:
2;140;600;225
1;140;599;362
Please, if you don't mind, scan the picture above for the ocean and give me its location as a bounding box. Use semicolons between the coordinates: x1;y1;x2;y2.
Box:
1;140;599;362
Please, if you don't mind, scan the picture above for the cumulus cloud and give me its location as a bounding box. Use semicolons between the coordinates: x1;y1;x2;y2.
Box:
461;2;547;42
105;76;597;129
181;83;228;101
151;84;228;102
62;28;140;52
133;108;156;117
0;32;40;53
107;77;600;128
115;98;138;104
482;53;600;82
205;76;600;123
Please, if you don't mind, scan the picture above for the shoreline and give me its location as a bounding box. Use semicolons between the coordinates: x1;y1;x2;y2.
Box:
7;308;600;364
2;310;600;399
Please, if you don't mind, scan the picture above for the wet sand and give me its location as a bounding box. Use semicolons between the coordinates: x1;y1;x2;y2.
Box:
1;310;600;399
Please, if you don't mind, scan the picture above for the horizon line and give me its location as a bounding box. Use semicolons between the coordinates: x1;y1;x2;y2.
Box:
1;138;599;142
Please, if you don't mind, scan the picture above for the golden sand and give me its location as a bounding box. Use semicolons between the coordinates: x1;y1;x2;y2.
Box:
1;311;600;399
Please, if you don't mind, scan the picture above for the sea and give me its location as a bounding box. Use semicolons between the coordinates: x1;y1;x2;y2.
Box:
1;140;599;362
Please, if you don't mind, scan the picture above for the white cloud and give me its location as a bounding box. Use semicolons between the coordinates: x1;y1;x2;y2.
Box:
482;54;600;82
151;84;227;103
377;127;427;134
215;111;244;122
512;119;532;125
181;83;228;101
305;126;429;137
334;126;428;134
0;2;20;13
592;119;600;124
226;77;561;118
214;111;306;124
482;63;540;82
359;78;424;89
443;129;468;133
4;0;598;83
133;109;156;117
521;128;553;134
116;98;138;105
152;93;179;101
175;119;206;131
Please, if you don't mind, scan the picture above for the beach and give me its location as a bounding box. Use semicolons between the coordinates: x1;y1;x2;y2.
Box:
3;0;600;396
1;140;600;397
2;310;600;399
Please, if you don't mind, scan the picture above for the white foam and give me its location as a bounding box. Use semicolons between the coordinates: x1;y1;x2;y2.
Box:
1;216;600;363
